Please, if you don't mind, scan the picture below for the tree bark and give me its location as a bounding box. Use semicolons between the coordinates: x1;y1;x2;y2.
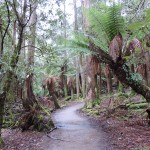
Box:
12;20;16;51
104;64;113;94
47;78;60;109
23;1;37;110
75;57;80;98
79;55;86;98
0;17;2;57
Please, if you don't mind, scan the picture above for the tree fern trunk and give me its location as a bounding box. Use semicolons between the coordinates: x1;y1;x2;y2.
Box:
89;42;150;102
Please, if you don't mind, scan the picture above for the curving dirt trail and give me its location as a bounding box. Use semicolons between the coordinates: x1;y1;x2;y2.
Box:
40;102;116;150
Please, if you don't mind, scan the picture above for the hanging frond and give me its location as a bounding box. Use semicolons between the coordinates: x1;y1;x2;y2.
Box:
87;3;125;50
109;33;123;62
105;4;125;41
63;32;91;54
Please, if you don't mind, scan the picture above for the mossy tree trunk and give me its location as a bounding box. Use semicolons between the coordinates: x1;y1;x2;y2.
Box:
89;42;150;102
0;0;31;143
0;25;24;141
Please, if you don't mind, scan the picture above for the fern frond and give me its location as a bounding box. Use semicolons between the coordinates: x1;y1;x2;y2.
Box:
87;3;125;49
106;4;125;41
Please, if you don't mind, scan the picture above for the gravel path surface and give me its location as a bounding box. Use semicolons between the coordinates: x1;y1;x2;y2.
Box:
40;102;115;150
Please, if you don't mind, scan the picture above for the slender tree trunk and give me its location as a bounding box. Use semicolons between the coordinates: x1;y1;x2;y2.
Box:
73;0;81;99
79;55;86;98
62;0;68;97
82;0;91;101
83;0;90;29
75;57;80;98
12;20;16;51
0;17;3;71
73;0;78;31
0;17;2;57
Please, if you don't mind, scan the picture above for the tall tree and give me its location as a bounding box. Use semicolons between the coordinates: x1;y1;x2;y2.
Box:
73;0;80;99
22;0;37;110
62;0;68;97
0;0;31;144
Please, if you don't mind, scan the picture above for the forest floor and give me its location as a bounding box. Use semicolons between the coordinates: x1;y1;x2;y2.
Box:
1;101;117;150
82;94;150;150
1;99;150;150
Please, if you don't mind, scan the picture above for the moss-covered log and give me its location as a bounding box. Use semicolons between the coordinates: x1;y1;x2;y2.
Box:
127;103;149;109
16;109;54;132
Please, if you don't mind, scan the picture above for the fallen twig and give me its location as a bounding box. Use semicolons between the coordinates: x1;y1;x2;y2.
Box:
47;126;57;134
47;134;66;141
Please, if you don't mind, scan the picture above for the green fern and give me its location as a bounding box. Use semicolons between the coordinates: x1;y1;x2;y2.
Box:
105;4;125;41
87;3;125;49
62;4;125;54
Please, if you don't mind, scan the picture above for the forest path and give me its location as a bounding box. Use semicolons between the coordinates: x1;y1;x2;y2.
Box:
40;102;114;150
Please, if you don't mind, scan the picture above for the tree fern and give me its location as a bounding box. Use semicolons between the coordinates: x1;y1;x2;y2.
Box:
59;4;125;55
87;3;125;50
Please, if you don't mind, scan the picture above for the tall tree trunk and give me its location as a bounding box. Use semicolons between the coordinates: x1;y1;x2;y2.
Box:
73;0;78;31
73;0;81;99
23;1;37;110
12;20;16;51
0;17;3;58
0;25;24;143
75;57;80;98
63;0;68;97
82;0;91;101
79;55;86;98
83;0;90;29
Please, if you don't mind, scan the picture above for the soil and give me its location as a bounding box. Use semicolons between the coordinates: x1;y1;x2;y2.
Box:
99;115;150;150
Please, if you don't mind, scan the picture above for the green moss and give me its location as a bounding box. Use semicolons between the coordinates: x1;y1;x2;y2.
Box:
92;98;101;107
117;92;129;98
128;103;149;109
64;96;71;101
